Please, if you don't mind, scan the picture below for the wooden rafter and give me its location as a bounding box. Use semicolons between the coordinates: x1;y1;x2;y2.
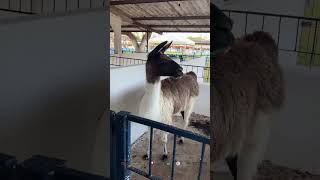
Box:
123;25;209;28
132;16;209;20
110;0;189;6
116;30;210;33
166;1;188;31
110;6;163;34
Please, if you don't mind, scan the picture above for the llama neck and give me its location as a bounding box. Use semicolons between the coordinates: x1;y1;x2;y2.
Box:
139;79;162;120
145;79;162;100
146;62;160;84
146;74;160;84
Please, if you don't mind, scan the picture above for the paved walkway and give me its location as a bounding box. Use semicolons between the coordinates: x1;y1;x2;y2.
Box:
179;57;208;67
175;57;209;82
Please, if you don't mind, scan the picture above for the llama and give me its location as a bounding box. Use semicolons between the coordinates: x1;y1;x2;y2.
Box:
210;31;285;180
138;41;199;160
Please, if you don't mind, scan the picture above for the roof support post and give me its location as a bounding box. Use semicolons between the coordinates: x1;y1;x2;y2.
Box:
146;31;149;53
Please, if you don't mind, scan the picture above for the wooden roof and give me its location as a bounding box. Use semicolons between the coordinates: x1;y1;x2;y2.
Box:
110;0;210;33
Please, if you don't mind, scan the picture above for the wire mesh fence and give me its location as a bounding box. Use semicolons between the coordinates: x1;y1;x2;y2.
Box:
222;9;320;69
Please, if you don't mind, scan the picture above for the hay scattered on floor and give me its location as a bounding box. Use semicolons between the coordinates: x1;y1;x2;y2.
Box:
256;160;319;180
188;113;210;136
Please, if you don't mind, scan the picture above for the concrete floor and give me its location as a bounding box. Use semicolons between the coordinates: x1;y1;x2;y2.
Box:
130;113;210;180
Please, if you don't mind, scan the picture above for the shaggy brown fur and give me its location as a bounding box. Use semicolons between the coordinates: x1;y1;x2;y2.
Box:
161;71;199;114
210;31;285;173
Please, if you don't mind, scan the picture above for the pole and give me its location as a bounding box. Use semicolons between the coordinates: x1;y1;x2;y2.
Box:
146;31;149;53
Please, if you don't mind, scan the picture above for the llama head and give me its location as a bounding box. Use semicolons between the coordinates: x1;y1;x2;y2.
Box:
211;3;235;52
146;41;183;83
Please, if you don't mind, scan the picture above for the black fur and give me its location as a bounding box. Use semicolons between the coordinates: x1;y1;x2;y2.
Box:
226;155;238;179
211;3;235;52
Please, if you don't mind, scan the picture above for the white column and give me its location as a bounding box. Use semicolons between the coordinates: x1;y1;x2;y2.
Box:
110;13;122;55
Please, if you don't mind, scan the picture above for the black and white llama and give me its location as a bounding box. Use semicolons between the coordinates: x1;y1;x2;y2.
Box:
138;41;199;160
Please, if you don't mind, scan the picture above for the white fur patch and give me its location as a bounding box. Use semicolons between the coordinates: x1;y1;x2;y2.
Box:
138;81;162;122
236;111;273;180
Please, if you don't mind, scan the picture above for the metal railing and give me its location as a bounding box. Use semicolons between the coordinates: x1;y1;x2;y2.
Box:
222;9;320;68
110;56;210;82
111;111;210;180
110;56;147;67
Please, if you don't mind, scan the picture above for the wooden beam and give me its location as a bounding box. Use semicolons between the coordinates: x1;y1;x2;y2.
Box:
0;8;35;15
123;25;210;28
110;7;163;34
166;0;189;32
116;30;210;33
110;7;133;23
110;0;189;6
133;21;163;34
132;16;210;21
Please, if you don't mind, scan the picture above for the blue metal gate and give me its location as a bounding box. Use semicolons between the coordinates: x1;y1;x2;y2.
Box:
110;110;210;180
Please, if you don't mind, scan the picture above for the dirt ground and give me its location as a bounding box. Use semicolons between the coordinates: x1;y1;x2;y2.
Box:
130;113;320;180
130;113;210;180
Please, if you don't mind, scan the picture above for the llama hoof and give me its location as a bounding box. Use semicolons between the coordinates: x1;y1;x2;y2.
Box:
161;154;168;161
178;139;184;144
143;154;149;160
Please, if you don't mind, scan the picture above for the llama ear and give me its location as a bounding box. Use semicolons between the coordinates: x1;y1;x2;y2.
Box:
150;41;168;55
160;41;172;53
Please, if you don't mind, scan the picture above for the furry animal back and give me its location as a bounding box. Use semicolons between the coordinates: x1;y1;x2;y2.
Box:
161;72;199;115
211;31;285;180
138;72;199;124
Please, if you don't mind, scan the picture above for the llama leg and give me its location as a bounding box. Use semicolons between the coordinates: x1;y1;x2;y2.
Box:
143;127;153;160
237;114;270;180
225;155;238;180
179;98;195;144
161;132;169;160
237;144;263;180
177;111;184;141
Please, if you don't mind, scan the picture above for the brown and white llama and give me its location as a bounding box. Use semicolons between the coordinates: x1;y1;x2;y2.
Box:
138;41;199;160
211;31;285;180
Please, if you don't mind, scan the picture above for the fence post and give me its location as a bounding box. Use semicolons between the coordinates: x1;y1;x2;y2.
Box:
110;111;118;179
115;111;131;180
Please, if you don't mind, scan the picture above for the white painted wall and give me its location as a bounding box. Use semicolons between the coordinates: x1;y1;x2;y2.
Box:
0;11;109;177
194;83;210;117
110;65;210;143
110;65;147;143
264;52;320;174
110;65;146;115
